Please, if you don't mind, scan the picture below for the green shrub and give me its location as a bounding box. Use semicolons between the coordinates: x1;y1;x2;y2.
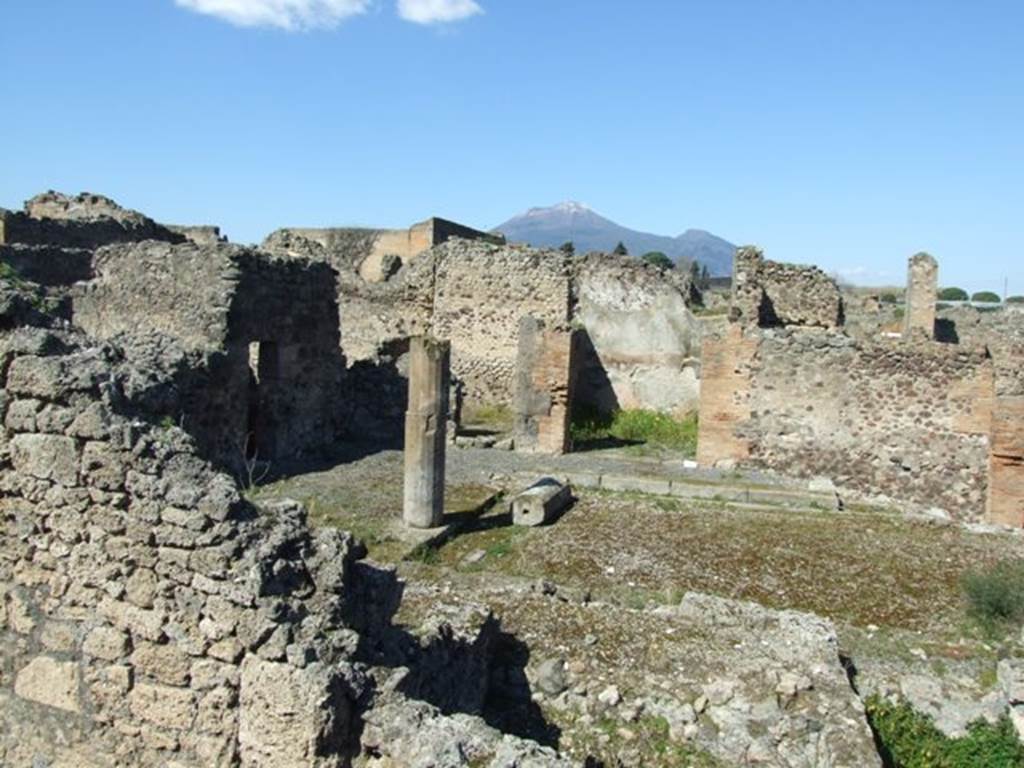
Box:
880;292;900;304
972;291;1002;303
865;695;1024;768
640;251;674;270
938;287;969;301
570;407;698;457
0;260;23;282
961;558;1024;630
1006;296;1024;305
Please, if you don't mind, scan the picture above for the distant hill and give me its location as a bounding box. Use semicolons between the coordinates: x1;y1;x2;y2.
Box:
493;201;736;276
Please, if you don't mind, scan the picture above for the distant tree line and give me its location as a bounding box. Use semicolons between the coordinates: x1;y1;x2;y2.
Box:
939;287;1009;304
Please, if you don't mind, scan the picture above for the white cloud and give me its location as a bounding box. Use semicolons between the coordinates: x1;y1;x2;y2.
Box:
397;0;482;24
175;0;371;30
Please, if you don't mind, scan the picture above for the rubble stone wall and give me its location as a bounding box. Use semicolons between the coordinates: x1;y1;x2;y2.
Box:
731;246;843;329
699;326;996;519
0;244;94;288
262;236;699;418
432;243;572;405
1;192;183;250
72;242;346;468
0;327;368;768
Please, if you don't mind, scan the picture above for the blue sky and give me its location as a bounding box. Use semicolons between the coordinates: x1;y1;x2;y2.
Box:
1;1;1021;292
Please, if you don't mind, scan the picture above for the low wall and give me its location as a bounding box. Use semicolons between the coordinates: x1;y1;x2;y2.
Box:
698;326;997;520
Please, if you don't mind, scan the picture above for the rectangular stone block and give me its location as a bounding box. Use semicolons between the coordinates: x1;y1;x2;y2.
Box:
14;656;81;713
511;478;572;526
130;682;195;730
9;433;80;486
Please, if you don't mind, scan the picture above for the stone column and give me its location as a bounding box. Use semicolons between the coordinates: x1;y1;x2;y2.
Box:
904;252;938;339
403;336;450;528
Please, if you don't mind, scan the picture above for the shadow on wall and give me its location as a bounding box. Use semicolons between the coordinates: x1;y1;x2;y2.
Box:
935;318;960;344
345;336;411;450
345;561;562;750
572;328;621;417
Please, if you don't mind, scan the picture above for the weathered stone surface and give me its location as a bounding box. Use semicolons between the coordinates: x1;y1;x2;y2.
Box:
10;433;80;486
238;656;352;767
511;478;571;527
904;251;938;339
514;317;578;455
731;246;843;329
131;641;191;686
14;656;81;713
403;336;450;529
129;682;196;730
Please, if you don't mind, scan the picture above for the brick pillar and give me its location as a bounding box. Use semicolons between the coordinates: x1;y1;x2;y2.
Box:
987;396;1024;528
904;252;938;339
514;317;578;455
403;336;450;528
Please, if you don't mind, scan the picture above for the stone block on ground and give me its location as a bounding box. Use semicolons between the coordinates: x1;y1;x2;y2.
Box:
511;478;572;527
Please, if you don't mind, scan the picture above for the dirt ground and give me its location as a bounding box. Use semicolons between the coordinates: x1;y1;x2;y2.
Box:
251;444;1024;767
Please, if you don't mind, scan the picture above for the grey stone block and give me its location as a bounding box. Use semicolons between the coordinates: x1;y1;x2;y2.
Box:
512;478;572;527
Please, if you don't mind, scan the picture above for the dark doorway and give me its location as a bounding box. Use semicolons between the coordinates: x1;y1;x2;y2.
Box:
247;340;279;458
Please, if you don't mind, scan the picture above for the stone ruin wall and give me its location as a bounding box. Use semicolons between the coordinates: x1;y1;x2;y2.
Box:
572;256;701;416
731;246;843;329
939;306;1024;526
260;233;702;423
0;327;363;767
699;326;996;518
432;243;572;406
904;252;938;338
2;192;184;251
0;194;566;767
71;241;346;470
0;324;566;768
699;249;1013;522
513;317;579;454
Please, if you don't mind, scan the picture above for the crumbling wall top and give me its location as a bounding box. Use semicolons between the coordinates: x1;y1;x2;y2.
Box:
731;246;843;329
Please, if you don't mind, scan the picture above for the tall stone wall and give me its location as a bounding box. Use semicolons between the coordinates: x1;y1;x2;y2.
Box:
262;235;700;420
698;327;996;519
572;255;701;416
432;242;572;405
0;327;363;767
0;325;565;767
72;242;346;468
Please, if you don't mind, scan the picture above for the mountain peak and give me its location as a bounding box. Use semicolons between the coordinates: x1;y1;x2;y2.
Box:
521;201;593;218
494;204;736;276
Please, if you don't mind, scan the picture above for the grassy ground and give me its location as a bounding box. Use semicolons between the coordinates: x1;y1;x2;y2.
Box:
248;467;497;562
570;408;699;458
422;489;1022;634
461;402;514;432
